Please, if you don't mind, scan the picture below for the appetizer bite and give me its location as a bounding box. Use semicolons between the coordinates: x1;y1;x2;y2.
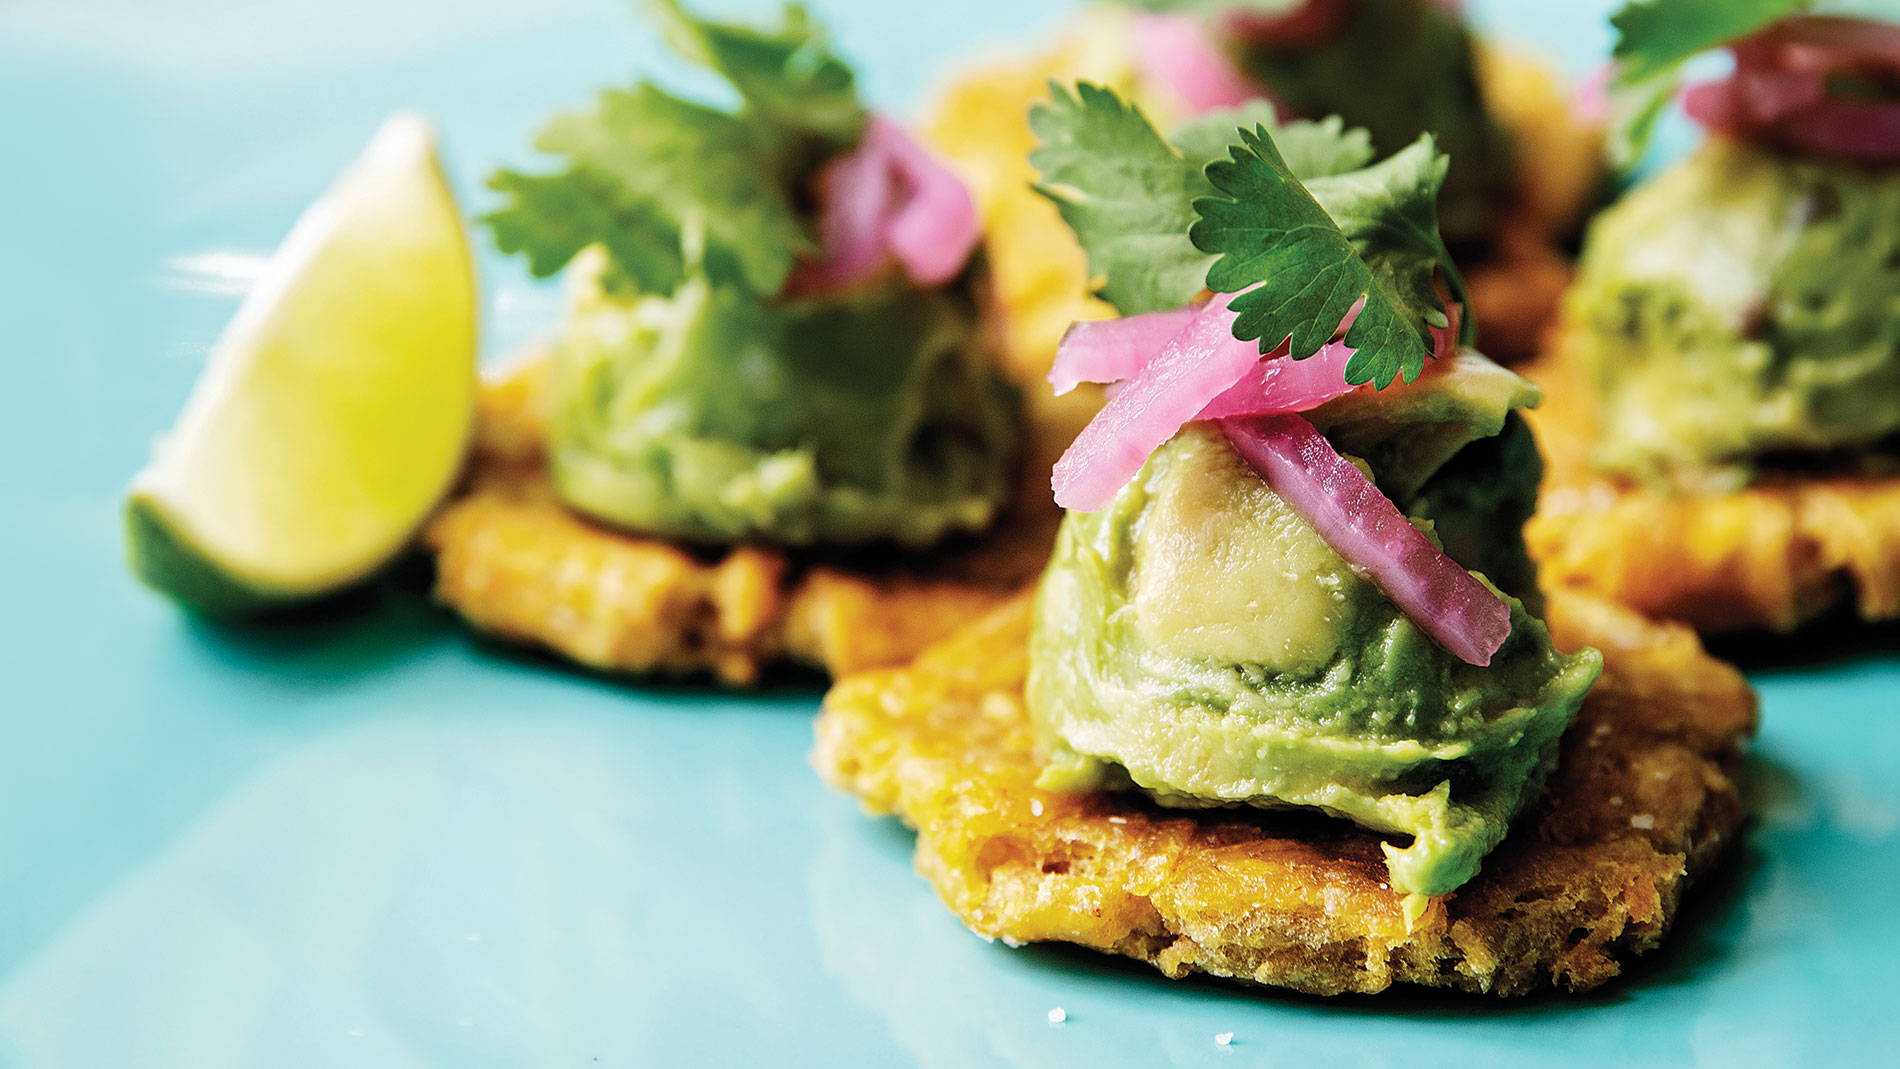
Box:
815;87;1755;995
427;2;1044;684
1526;0;1900;632
925;0;1603;374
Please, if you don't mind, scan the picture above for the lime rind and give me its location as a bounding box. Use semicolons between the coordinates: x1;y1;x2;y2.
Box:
127;113;477;615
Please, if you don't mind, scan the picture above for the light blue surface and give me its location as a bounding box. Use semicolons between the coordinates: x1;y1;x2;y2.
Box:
0;1;1895;1065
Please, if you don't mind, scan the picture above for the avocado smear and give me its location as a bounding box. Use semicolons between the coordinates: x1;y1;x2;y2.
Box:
1026;360;1601;904
1227;0;1515;247
1569;139;1900;487
549;256;1020;548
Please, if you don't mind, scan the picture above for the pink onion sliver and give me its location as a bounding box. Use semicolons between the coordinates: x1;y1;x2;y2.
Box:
876;116;982;285
1767;15;1900;65
1687;73;1900;163
784;136;894;296
1051;293;1261;511
1573;63;1611;127
1197;337;1358;418
1681;79;1744;133
1132;14;1262;115
1683;16;1900;164
1197;301;1459;420
1201;293;1348;419
1219;413;1513;667
784;114;980;296
1778;98;1900;163
1050;307;1203;396
1733;59;1826;123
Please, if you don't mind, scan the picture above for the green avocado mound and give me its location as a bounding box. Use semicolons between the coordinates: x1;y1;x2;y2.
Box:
1570;139;1900;487
486;1;1022;550
1025;365;1601;902
1229;0;1514;247
549;258;1020;549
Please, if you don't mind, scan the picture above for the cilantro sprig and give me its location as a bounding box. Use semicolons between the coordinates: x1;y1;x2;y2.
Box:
487;1;866;297
1029;82;1376;317
650;0;863;157
1028;83;1215;317
1171;103;1374;183
1193;127;1461;389
1030;82;1464;390
1606;0;1811;165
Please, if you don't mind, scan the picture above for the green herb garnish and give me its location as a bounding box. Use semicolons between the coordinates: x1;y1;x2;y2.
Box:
487;1;866;297
1172;103;1375;181
1028;82;1375;317
1030;82;1463;389
1607;0;1812;165
1193;126;1460;388
1028;82;1215;317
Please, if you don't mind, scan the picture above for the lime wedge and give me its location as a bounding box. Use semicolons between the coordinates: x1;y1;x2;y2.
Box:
128;114;478;615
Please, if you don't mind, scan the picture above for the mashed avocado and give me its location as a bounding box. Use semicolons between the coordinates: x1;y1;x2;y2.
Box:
1570;139;1900;486
548;257;1020;548
1228;0;1514;247
1026;361;1600;902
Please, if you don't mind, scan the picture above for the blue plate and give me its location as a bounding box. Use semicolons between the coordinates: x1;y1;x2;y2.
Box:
3;1;1896;1064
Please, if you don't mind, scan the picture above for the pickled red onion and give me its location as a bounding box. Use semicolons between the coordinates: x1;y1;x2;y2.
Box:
789;129;895;295
878;117;982;285
1219;413;1512;666
1684;15;1900;164
1574;62;1612;127
1195;320;1358;419
1050;296;1459;510
1051;292;1260;511
1049;307;1202;396
1202;299;1458;418
1132;13;1263;115
784;114;981;296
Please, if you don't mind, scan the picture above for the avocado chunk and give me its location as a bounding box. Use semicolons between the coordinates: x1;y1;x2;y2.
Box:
1568;139;1900;486
548;257;1020;548
1026;424;1600;902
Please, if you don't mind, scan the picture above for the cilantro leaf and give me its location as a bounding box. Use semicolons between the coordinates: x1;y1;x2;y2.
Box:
1271;116;1378;182
1171;104;1375;181
1029;83;1379;316
1606;0;1810;164
1610;0;1809;84
488;169;685;295
491;84;809;295
1028;81;1216;316
1028;82;1455;385
1191;125;1451;389
486;2;862;297
1167;101;1285;172
1304;135;1466;341
650;0;865;153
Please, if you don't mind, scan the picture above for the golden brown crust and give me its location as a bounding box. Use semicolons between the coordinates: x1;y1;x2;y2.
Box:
422;358;1053;685
812;589;1755;996
924;32;1603;370
1524;332;1900;633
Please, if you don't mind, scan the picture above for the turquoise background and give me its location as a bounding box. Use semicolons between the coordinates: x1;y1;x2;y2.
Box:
1;0;1896;1064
